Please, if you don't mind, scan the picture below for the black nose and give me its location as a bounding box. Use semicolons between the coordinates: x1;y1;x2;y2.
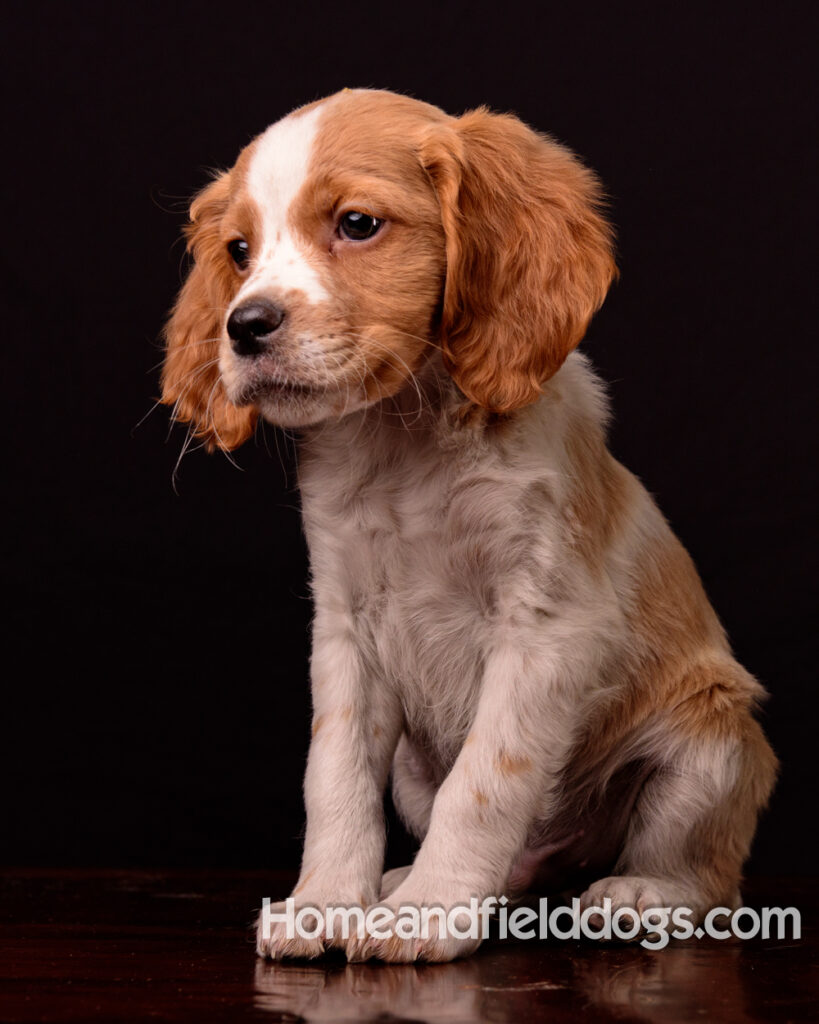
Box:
227;300;285;357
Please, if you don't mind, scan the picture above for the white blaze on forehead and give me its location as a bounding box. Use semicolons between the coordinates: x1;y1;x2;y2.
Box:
241;102;330;304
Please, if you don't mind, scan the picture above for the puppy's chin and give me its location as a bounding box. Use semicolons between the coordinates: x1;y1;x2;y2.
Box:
225;375;366;430
254;391;346;429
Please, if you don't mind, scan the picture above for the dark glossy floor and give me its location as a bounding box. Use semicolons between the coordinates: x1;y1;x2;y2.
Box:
1;871;816;1022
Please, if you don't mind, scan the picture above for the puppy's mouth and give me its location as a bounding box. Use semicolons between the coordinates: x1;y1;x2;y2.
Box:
231;372;325;408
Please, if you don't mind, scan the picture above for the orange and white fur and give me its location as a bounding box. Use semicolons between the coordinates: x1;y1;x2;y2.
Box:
161;89;777;962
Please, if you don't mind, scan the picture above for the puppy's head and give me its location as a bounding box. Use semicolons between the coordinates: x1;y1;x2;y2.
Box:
161;89;615;449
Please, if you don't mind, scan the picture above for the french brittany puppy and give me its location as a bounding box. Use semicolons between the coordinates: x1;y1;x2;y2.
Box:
160;88;777;962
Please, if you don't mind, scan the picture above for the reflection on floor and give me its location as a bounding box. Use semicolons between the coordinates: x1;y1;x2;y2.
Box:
2;871;814;1022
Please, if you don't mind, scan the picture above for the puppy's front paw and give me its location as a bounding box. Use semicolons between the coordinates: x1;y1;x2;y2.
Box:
356;882;485;963
360;924;481;963
255;900;327;960
255;886;374;961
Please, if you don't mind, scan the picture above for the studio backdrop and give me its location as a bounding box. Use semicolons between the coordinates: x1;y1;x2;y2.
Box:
2;1;814;875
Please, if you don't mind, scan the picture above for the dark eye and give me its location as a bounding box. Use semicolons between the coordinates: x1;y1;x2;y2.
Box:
228;239;250;268
339;211;383;241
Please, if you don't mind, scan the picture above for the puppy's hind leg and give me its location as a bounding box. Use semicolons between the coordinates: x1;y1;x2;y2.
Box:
581;660;777;925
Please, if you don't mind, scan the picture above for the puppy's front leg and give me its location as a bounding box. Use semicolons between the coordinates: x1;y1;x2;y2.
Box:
257;604;401;960
364;635;581;963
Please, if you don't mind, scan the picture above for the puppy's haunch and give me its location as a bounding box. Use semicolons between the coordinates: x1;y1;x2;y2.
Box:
161;88;777;963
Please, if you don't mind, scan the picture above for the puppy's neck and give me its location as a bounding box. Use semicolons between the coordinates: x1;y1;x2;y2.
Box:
299;351;490;462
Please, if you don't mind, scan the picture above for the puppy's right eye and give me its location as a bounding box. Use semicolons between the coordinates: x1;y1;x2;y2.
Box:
228;239;250;268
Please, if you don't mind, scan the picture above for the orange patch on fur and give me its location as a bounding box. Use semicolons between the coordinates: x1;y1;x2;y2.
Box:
420;107;616;412
496;753;533;776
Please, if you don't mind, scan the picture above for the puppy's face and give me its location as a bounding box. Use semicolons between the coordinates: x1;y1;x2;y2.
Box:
219;93;449;429
162;89;616;449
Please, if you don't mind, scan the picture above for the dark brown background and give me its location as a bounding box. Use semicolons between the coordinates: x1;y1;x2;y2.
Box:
2;0;815;876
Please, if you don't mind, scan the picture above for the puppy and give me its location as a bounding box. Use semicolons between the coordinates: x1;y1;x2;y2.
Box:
160;88;777;962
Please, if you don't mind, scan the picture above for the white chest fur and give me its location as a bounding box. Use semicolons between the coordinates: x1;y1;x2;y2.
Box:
296;354;616;766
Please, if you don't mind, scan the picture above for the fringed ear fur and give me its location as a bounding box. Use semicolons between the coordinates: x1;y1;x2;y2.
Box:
160;173;257;452
421;109;617;413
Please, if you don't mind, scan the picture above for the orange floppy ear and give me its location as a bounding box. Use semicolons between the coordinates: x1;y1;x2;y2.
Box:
160;173;257;451
421;109;616;413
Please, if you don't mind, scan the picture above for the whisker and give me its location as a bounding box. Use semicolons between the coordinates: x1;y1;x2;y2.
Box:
164;358;221;443
340;332;430;428
202;376;244;471
131;397;164;435
171;425;202;492
145;337;222;377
